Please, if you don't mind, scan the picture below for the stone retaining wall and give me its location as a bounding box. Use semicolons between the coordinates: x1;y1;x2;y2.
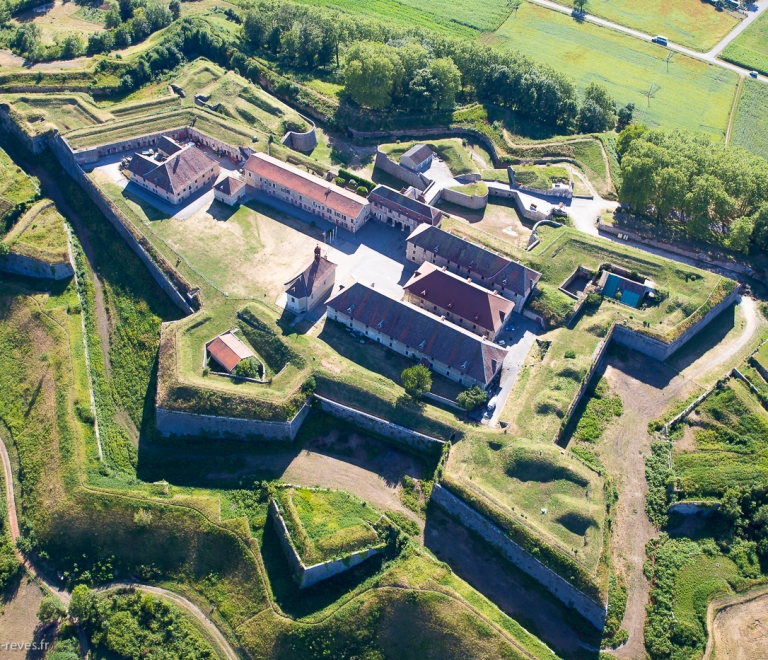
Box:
374;149;431;191
431;484;606;630
0;251;73;280
314;394;447;454
155;402;310;440
0;105;49;154
269;500;382;588
49;134;195;315
439;186;488;210
281;115;318;152
488;186;551;223
68;126;189;166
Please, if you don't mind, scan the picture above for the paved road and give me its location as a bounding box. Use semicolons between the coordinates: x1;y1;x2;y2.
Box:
527;0;768;82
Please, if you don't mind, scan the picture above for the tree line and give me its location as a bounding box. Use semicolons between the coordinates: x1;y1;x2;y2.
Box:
241;0;627;131
0;0;175;62
618;125;768;254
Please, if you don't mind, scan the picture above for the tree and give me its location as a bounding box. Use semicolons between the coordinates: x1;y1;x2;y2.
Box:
457;385;488;410
573;0;588;12
242;9;265;46
428;57;461;110
69;584;96;623
12;23;41;57
616;123;648;158
38;596;67;624
578;82;616;132
0;1;11;26
60;34;84;59
169;0;181;20
726;215;754;254
144;1;172;32
401;365;432;396
506;0;522;16
232;357;259;379
616;102;634;130
105;4;122;28
118;0;133;21
752;204;768;251
0;242;9;258
343;42;403;110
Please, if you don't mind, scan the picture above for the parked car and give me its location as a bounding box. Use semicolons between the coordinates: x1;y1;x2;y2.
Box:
652;35;668;46
497;339;506;346
750;71;759;78
487;396;499;412
505;325;515;331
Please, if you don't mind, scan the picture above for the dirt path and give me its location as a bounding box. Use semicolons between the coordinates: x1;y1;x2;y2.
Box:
704;585;768;660
598;297;762;659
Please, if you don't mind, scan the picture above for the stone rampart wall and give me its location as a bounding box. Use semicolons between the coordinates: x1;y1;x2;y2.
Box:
488;186;550;223
314;394;446;454
374;150;431;191
49;135;195;315
431;484;606;630
0;105;49;154
68;126;189;165
0;252;73;280
268;500;381;588
439;187;488;210
155;403;309;441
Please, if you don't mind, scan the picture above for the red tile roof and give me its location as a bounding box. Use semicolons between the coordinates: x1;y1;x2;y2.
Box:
206;331;254;373
404;263;514;334
244;153;368;219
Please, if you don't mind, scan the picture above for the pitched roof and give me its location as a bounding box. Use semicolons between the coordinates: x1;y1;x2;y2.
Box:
156;135;183;157
327;282;507;386
285;255;336;299
404;263;514;334
243;152;368;219
215;176;246;196
206;331;254;372
128;144;217;196
369;185;442;226
400;144;432;166
407;225;541;297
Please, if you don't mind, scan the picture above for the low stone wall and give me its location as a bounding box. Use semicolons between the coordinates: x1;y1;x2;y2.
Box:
488;186;550;223
374;150;431;191
269;500;381;588
187;127;247;162
314;394;447;453
68;126;189;166
612;286;740;362
431;484;606;630
155;402;310;441
439;187;488;210
49;134;195;315
0;251;73;280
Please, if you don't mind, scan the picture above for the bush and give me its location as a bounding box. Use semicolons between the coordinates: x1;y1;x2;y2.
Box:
356;185;368;196
339;169;374;191
232;357;260;379
38;596;67;623
564;350;576;359
456;385;487;410
334;176;345;186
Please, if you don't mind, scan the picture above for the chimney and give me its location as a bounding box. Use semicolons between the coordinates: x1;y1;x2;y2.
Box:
314;244;321;261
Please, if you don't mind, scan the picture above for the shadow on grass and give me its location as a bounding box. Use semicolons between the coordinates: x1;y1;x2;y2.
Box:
260;518;387;618
664;301;737;374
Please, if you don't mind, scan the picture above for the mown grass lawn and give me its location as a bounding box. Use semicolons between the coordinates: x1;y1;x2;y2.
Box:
492;3;739;138
547;0;739;51
731;79;768;161
381;138;479;175
721;8;768;76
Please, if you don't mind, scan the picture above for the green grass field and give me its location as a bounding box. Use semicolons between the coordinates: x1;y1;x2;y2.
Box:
674;379;768;497
731;79;768;161
492;3;739;137
281;488;382;564
548;0;739;51
4;202;70;264
0;146;38;213
380;138;479;175
721;9;768;76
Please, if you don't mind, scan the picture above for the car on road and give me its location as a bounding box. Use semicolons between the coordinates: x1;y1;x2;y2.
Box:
505;325;515;331
750;71;759;79
652;35;668;46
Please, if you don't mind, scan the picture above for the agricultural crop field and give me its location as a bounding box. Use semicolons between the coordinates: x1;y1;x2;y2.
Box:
547;0;739;51
721;8;768;76
491;3;739;137
731;79;768;160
